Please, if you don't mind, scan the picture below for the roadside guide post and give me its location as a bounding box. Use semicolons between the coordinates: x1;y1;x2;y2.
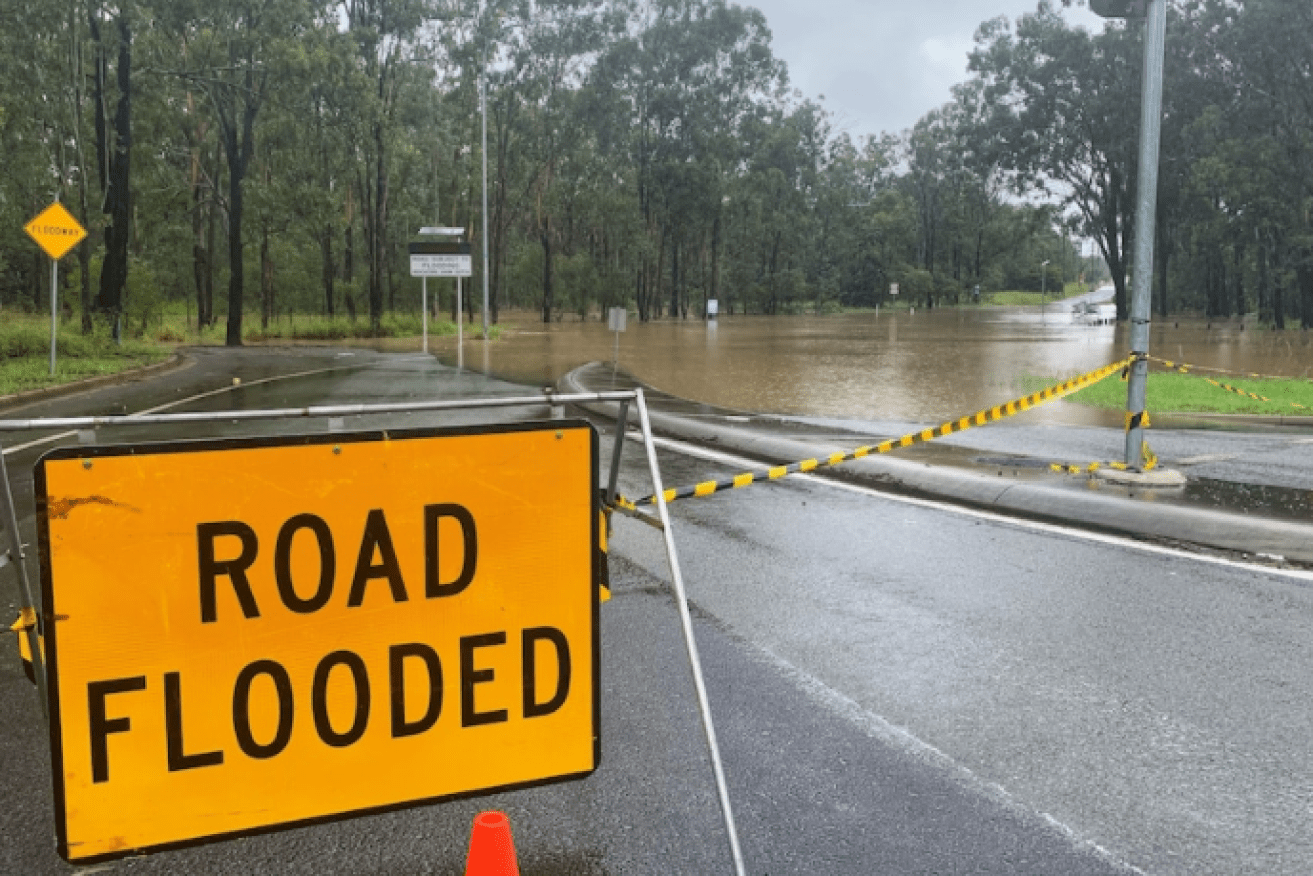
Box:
1093;0;1165;469
608;306;626;370
23;201;88;376
410;229;472;364
1041;259;1050;323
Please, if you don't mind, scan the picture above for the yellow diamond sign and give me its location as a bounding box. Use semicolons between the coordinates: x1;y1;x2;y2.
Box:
25;202;88;260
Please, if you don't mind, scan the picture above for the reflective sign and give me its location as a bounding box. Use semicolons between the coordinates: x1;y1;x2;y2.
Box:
24;202;87;260
37;423;599;862
410;253;473;277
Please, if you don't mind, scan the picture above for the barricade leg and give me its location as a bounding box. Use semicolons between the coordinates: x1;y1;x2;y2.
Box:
632;390;747;876
0;442;48;717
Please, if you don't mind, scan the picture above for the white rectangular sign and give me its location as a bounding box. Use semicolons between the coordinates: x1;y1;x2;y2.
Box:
410;254;472;278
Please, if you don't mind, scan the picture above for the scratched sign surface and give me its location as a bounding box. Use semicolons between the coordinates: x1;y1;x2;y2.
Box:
36;423;599;862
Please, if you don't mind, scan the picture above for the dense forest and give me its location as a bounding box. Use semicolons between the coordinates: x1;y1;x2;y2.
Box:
0;0;1308;343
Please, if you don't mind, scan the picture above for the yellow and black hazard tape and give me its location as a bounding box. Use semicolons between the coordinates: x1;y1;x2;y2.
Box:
1149;355;1310;382
614;356;1134;510
1202;377;1309;409
1047;440;1158;475
1150;356;1311;412
10;606;40;686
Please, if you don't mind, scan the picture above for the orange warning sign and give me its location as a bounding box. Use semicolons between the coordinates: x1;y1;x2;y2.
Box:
24;202;87;260
37;423;599;862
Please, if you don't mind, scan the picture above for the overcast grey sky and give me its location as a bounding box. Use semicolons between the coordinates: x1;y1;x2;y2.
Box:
747;0;1105;139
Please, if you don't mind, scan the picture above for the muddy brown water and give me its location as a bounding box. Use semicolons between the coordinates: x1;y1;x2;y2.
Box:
425;302;1313;427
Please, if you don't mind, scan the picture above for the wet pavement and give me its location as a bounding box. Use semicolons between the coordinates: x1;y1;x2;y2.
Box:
3;347;1312;876
5;346;1312;563
561;362;1313;567
0;347;1147;876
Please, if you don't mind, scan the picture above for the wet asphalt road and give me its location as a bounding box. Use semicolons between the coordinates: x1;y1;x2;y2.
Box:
2;347;1310;875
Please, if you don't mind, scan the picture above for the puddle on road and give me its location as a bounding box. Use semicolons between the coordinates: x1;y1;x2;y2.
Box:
1177;477;1313;524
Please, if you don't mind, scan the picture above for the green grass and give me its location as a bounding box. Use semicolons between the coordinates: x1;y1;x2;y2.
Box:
241;312;462;342
1029;370;1313;416
1;307;493;397
0;319;172;396
982;282;1092;307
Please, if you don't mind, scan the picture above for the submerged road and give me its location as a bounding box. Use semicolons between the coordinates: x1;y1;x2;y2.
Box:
1;348;1309;875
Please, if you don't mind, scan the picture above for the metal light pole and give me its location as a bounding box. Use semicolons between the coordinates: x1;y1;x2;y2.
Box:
1123;0;1167;469
480;35;490;342
1041;258;1050;321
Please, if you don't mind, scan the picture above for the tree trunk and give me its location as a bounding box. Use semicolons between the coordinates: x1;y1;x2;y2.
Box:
96;14;132;335
225;142;246;346
1154;212;1169;318
260;228;273;329
204;170;217;325
540;224;553;323
1257;239;1271;325
710;212;721;319
1271;233;1286;330
1233;242;1245;317
1298;260;1313;331
322;224;335;316
670;240;680;319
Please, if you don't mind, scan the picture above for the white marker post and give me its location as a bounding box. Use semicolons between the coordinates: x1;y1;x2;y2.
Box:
608;306;627;369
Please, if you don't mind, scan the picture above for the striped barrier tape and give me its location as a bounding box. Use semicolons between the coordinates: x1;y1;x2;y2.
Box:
10;606;39;685
1047;440;1158;475
615;356;1134;511
1151;356;1312;413
1149;356;1312;382
1202;378;1309;411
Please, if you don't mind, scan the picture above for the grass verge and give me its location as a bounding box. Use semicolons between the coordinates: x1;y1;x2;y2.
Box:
1029;370;1313;416
0;320;172;397
1;309;485;397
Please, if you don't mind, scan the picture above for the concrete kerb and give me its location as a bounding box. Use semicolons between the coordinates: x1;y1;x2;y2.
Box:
559;363;1313;569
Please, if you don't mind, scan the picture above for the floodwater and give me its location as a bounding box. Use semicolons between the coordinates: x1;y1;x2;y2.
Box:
430;298;1313;427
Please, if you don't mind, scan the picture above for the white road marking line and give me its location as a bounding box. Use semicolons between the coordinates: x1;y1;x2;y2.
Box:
755;641;1146;874
1;360;396;457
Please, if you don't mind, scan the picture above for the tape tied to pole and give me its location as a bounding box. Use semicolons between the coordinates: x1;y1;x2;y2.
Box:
1150;355;1312;412
615;356;1133;510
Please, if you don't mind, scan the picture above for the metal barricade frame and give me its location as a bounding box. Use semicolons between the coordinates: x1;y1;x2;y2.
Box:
0;388;746;876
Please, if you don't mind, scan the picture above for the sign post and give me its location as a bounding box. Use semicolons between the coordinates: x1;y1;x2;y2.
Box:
36;423;600;863
410;237;472;358
607;307;627;369
24;202;88;376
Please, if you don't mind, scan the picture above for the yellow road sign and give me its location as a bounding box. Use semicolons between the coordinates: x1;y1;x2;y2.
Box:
37;423;600;863
24;202;87;260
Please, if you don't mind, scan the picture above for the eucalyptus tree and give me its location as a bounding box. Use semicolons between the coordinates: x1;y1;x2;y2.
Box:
730;100;827;314
1221;0;1313;327
903;109;953;305
590;0;783;320
146;0;330;344
341;0;443;333
0;1;99;315
462;0;609;323
289;25;365;318
967;1;1141;317
816;134;915;308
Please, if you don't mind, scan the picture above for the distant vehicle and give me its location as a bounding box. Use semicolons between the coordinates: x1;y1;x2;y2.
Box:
1072;302;1117;325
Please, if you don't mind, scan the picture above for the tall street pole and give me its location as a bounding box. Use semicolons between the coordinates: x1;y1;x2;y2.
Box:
480;34;490;342
1124;0;1167;468
1041;258;1050;323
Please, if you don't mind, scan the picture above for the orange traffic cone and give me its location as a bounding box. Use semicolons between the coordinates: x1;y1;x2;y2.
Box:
464;810;520;876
